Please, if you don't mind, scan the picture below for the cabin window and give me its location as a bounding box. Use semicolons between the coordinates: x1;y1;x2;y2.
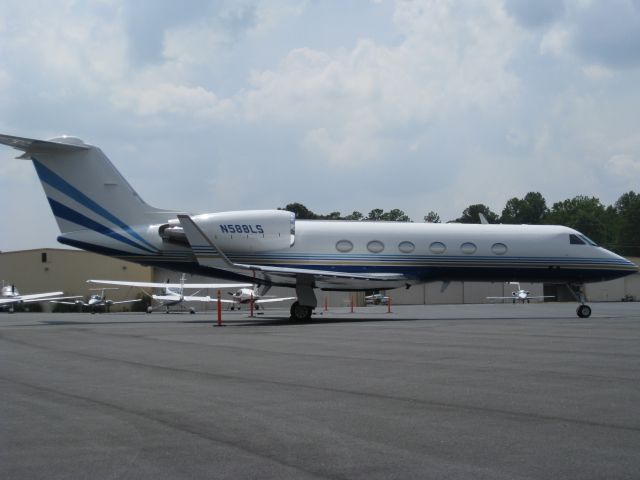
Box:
336;239;354;253
461;242;477;254
367;240;385;253
429;242;446;254
491;243;508;255
398;241;415;253
569;234;585;245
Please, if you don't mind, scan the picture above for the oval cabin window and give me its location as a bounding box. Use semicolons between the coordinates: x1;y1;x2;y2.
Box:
461;242;477;254
491;243;507;255
367;240;385;253
398;241;415;253
335;240;353;253
429;242;446;254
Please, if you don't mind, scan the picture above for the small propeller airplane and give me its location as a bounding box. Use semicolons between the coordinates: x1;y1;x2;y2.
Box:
487;282;555;304
52;287;141;313
0;283;80;313
87;276;254;313
224;286;296;311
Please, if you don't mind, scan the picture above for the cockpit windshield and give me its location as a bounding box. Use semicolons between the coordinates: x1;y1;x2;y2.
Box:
580;234;598;246
569;234;584;245
569;233;598;247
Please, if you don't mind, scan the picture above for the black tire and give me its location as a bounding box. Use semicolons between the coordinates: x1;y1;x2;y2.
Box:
576;305;592;318
290;301;312;321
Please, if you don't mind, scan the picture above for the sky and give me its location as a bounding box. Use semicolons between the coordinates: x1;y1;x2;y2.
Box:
1;0;640;252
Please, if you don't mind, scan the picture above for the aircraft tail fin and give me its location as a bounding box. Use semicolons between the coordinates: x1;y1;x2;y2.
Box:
0;133;178;240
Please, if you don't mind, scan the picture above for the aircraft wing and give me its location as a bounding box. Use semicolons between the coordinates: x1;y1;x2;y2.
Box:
486;296;514;300
109;299;142;305
177;215;408;287
255;297;297;304
88;280;253;289
0;291;64;304
151;294;234;303
50;299;85;305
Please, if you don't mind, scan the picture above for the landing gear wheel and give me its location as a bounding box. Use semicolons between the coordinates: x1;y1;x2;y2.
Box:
576;305;592;318
290;301;312;321
189;308;196;314
146;306;153;314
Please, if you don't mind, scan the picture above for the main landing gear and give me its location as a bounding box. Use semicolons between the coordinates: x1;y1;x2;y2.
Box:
290;301;313;321
290;279;317;321
568;284;592;318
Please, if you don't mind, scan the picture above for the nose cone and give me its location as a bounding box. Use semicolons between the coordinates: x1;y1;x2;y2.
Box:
603;247;639;278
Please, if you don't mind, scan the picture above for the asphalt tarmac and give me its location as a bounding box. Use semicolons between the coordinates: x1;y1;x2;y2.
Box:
1;303;639;479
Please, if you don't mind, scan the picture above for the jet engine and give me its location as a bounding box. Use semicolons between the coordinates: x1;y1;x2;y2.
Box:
159;210;295;252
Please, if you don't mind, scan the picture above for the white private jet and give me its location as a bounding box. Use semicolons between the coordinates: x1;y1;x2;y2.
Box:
487;282;555;304
87;275;253;314
0;283;78;313
1;133;637;320
52;288;141;313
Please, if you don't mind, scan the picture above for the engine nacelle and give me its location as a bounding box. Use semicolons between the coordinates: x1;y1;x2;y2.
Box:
160;210;295;253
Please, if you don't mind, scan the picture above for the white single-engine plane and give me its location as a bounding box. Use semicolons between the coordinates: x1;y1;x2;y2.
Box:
0;283;78;313
87;275;254;313
224;286;296;311
1;133;637;320
487;282;555;304
52;288;141;313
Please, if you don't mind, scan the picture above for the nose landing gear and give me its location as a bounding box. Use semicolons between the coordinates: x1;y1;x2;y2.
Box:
568;284;592;318
576;304;592;318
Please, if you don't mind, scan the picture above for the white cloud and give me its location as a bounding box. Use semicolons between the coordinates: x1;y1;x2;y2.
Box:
111;82;235;119
2;0;640;250
539;26;569;56
607;154;640;175
582;64;614;80
238;1;522;167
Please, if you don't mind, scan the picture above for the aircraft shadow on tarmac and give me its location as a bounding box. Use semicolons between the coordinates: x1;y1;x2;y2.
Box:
29;311;575;328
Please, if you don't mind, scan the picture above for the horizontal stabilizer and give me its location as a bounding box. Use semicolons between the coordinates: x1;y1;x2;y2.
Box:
0;133;90;155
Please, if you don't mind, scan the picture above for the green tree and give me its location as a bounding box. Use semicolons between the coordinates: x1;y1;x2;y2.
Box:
614;191;640;256
544;196;611;246
367;208;411;221
455;204;499;224
367;208;385;221
343;211;364;221
424;211;441;223
281;202;317;219
320;211;342;220
501;192;548;224
381;208;411;222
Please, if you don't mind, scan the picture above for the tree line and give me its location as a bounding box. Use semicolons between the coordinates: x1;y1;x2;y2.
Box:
280;191;640;256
